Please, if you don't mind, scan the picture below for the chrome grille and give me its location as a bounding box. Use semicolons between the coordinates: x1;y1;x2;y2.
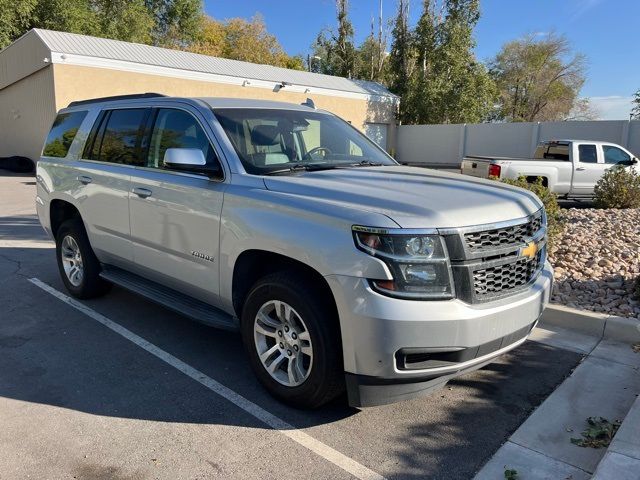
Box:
473;252;542;299
446;208;547;303
464;211;543;251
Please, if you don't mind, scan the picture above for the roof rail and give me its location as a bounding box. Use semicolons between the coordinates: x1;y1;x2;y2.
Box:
67;92;167;108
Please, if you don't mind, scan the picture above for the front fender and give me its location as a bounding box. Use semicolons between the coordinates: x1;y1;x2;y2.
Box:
218;185;396;312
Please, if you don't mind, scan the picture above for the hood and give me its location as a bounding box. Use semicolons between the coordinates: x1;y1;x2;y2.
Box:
263;166;542;229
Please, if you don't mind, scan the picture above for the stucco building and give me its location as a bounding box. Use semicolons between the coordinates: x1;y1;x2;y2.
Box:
0;29;398;163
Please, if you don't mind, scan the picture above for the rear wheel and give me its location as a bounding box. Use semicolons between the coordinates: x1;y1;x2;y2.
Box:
55;218;111;299
241;272;344;408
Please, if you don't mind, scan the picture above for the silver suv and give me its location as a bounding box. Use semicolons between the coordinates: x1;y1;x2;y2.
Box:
36;94;552;408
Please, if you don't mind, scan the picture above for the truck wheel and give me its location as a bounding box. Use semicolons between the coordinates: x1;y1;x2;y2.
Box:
241;272;344;408
55;218;111;299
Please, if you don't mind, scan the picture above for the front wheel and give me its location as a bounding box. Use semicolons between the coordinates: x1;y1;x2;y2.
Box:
241;272;344;408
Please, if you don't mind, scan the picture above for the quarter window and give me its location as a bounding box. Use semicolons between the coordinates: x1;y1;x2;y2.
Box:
43;111;87;158
578;144;597;163
147;109;217;169
602;145;631;164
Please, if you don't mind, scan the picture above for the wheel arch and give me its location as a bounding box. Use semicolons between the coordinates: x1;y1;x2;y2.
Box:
525;175;549;188
50;199;82;238
231;249;338;323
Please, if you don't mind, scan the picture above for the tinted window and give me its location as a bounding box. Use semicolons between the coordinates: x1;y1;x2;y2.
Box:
533;143;570;161
147;109;217;168
603;145;631;164
43;111;87;158
83;111;107;160
214;108;394;174
578;144;597;163
95;109;147;165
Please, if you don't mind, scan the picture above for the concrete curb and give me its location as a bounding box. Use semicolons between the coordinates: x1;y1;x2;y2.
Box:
541;304;640;344
592;396;640;479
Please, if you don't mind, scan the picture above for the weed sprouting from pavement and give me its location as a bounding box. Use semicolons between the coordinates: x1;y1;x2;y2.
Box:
504;468;518;480
570;417;621;448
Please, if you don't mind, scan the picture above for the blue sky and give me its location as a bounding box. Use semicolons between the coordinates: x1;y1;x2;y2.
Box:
204;0;639;119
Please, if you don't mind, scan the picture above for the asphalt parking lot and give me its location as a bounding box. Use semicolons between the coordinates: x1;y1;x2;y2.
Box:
0;173;583;480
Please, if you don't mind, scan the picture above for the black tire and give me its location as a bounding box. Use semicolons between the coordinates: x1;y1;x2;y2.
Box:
55;218;111;299
241;271;344;409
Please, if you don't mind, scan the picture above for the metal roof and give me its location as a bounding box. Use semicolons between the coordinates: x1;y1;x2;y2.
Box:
32;29;395;98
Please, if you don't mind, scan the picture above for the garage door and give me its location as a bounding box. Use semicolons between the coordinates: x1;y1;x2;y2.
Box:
364;123;388;151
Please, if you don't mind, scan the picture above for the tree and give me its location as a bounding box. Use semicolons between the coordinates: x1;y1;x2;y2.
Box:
0;0;38;48
632;89;640;120
93;0;155;44
144;0;202;47
28;0;100;39
387;0;414;119
0;0;201;48
354;1;388;83
189;15;304;70
489;33;587;122
311;0;356;77
401;0;496;124
565;98;599;121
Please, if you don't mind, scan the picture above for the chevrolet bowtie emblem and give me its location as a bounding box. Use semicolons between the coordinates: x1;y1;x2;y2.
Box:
520;241;538;260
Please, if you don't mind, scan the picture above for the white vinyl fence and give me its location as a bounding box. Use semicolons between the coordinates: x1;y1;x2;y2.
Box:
396;120;640;167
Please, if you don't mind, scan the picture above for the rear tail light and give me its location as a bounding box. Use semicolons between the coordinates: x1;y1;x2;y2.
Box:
488;164;501;178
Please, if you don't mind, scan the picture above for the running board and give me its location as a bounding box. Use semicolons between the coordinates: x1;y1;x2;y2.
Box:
99;266;239;331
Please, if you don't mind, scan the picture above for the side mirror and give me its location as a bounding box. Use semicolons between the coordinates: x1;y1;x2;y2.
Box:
163;148;220;177
619;158;638;166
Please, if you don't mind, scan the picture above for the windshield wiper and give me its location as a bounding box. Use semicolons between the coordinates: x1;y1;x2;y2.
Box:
349;160;384;167
264;163;340;175
264;160;385;175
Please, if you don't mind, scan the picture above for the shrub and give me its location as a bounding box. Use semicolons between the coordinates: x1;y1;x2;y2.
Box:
634;276;640;301
594;165;640;209
497;176;564;246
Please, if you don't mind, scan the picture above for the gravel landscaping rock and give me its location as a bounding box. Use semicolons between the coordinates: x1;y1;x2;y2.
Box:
548;208;640;320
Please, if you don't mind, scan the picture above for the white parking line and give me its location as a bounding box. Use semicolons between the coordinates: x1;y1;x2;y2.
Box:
28;277;386;480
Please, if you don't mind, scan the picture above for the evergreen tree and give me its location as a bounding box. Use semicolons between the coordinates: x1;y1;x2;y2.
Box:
403;0;496;124
632;89;640;120
387;0;414;121
312;0;356;77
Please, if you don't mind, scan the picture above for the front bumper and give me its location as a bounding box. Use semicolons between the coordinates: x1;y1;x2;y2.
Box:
325;260;553;407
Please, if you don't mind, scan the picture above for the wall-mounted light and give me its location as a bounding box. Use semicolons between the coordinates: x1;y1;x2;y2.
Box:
304;88;311;93
242;80;251;87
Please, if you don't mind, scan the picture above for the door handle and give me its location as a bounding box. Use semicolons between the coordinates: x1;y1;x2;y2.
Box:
77;175;92;185
132;187;152;199
575;167;586;171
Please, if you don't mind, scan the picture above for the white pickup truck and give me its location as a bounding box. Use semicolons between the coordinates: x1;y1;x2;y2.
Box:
461;140;639;198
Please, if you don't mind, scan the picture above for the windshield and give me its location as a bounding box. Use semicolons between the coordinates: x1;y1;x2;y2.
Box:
213;108;396;174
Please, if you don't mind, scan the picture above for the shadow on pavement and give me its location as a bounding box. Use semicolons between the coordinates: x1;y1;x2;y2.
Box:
0;233;583;479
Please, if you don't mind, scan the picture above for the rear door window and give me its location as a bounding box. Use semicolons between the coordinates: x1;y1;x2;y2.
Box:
88;108;149;166
43;111;87;158
578;144;597;163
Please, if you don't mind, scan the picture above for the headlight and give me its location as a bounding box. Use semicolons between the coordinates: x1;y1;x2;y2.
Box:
352;226;455;299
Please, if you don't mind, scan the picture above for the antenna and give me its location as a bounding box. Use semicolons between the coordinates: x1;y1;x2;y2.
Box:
302;98;316;109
